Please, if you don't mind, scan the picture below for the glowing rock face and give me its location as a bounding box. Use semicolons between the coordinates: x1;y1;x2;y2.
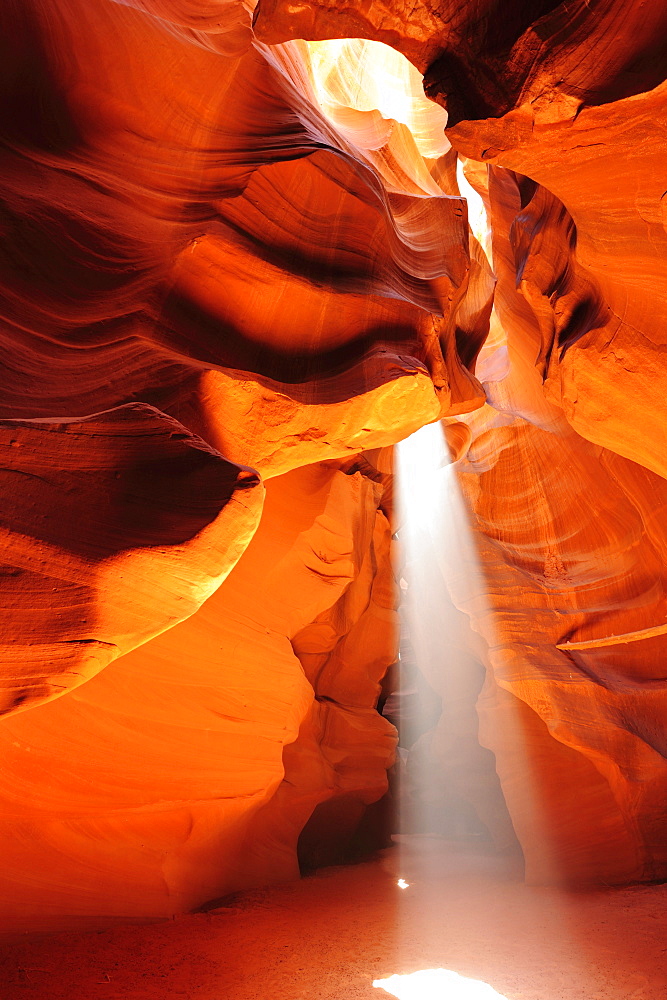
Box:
0;0;666;932
374;969;509;1000
306;37;449;182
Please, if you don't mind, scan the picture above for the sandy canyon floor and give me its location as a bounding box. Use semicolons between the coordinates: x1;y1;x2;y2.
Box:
1;836;666;1000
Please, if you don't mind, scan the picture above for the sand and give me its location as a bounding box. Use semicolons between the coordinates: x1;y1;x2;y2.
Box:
1;836;666;1000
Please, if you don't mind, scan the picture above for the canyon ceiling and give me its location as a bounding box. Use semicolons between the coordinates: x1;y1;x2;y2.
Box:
0;0;666;933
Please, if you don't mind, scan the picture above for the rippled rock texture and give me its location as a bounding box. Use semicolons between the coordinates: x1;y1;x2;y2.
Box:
0;0;665;929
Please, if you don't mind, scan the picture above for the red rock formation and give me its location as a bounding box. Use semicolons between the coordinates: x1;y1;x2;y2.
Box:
255;0;667;475
454;408;667;884
0;0;666;931
0;461;397;932
255;0;667;886
0;403;262;716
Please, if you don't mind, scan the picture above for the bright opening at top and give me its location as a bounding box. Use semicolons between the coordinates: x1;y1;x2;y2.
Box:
306;38;449;159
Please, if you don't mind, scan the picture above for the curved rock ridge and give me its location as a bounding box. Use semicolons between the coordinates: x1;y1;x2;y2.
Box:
0;461;395;932
475;112;667;481
111;0;255;56
0;0;484;435
0;403;263;718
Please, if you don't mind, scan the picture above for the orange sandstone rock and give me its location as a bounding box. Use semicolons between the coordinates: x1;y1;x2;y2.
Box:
254;0;667;885
0;461;393;933
0;404;262;717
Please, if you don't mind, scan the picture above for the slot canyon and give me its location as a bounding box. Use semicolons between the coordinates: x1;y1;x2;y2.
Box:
0;0;666;997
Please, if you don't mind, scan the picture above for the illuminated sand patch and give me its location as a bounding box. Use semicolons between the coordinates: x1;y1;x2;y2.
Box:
374;968;509;1000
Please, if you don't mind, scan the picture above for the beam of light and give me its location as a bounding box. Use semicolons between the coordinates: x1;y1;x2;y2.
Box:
380;415;587;1000
392;419;498;858
393;406;573;890
373;969;510;1000
455;158;492;266
397;878;410;888
395;417;486;691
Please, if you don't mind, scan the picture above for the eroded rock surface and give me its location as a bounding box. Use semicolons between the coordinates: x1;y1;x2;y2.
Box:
0;0;666;929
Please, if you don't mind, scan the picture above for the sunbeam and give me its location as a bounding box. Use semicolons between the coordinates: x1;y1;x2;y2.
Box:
392;420;500;845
